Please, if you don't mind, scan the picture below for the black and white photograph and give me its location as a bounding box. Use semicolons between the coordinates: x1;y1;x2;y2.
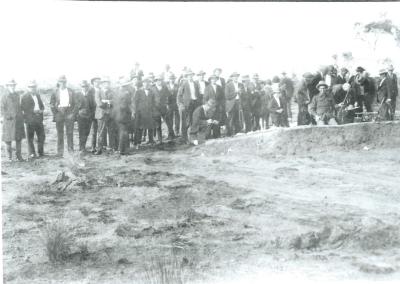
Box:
1;1;400;283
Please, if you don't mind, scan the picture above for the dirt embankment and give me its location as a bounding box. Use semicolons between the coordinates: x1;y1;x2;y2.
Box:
198;121;400;156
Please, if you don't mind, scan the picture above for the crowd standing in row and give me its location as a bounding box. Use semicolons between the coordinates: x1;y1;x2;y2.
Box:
1;63;398;161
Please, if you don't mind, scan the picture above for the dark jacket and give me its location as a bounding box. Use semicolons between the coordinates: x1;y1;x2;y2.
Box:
114;86;133;124
152;85;171;116
309;92;336;117
177;80;200;109
203;84;225;122
21;92;45;124
166;82;179;108
132;88;156;129
76;88;96;120
225;81;244;113
386;73;398;99
50;87;76;122
268;95;287;127
190;105;209;134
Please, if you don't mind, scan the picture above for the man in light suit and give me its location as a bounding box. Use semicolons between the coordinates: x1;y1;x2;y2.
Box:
177;69;200;143
224;72;243;136
21;80;45;158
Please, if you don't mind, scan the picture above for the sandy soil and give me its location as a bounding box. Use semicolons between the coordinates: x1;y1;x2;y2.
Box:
2;107;400;283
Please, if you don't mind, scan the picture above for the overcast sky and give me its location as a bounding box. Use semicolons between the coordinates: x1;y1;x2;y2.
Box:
1;1;399;86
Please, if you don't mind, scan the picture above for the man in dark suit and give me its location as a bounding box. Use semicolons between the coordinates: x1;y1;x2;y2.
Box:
166;73;180;137
240;75;253;133
213;68;226;90
21;80;45;159
251;74;263;131
130;62;144;82
101;77;118;151
177;69;200;143
76;80;96;153
336;68;349;85
225;72;243;136
203;74;224;138
386;65;398;120
377;69;392;121
153;75;173;143
280;72;295;121
114;77;133;155
189;99;218;145
50;75;77;157
268;83;288;127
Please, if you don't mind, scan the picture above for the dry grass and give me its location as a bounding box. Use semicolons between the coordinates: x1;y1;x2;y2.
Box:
42;220;73;264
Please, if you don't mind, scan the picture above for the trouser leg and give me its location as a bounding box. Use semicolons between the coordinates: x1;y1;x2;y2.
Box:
36;122;45;156
156;116;162;143
56;120;65;156
243;110;251;133
233;103;241;134
91;119;98;151
134;128;143;146
65;117;74;152
109;119;119;150
16;139;22;160
26;123;36;156
97;118;107;150
148;129;155;143
78;117;90;151
5;142;12;160
118;123;129;154
287;97;292;119
174;108;180;135
390;98;396;120
179;107;188;142
164;112;174;137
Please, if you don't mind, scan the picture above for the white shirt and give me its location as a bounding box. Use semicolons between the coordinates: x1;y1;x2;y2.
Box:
274;94;281;108
212;84;217;94
188;80;196;100
59;88;70;107
145;89;149;96
216;78;222;87
233;82;239;99
198;80;206;95
31;93;40;111
156;85;162;91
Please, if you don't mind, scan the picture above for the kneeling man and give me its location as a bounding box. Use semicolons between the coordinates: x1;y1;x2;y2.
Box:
189;99;218;145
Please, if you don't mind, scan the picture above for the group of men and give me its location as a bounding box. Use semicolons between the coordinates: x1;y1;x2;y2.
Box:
1;63;398;161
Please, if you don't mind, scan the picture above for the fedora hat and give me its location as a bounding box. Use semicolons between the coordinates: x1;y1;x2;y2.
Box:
356;66;365;73
209;74;218;80
253;73;259;79
154;75;164;81
241;75;250;80
316;80;328;89
80;80;90;87
6;79;17;86
119;76;132;86
58;75;67;82
197;70;206;76
387;64;394;71
168;73;176;79
101;76;110;83
27;80;37;87
185;69;195;76
230;72;240;78
379;69;388;75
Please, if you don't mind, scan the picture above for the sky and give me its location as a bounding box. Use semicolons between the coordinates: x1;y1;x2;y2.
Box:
1;1;400;87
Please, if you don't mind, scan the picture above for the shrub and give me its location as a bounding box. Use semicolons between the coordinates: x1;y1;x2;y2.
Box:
42;220;73;264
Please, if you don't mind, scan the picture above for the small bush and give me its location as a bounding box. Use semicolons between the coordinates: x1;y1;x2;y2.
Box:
42;220;73;264
143;254;188;284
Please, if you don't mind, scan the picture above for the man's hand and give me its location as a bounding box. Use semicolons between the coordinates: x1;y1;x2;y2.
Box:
207;119;213;124
387;98;392;103
131;113;136;120
315;115;321;121
276;109;283;113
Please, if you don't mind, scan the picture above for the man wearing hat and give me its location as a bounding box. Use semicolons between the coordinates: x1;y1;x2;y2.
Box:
189;99;218;145
177;69;200;143
309;81;337;125
130;62;144;82
195;71;208;104
21;80;45;158
93;76;114;155
132;77;156;147
50;75;77;157
268;81;288;127
114;77;134;155
225;72;243;136
101;77;119;151
250;74;263;131
1;79;25;161
203;74;224;138
212;68;226;90
89;77;101;152
280;72;295;122
294;74;312;126
152;75;174;142
166;73;180;137
377;69;392;120
261;79;273;129
240;75;254;133
337;68;349;85
76;80;96;152
386;64;398;119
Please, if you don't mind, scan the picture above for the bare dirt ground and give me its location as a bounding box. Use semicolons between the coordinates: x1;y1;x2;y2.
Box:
2;109;400;283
